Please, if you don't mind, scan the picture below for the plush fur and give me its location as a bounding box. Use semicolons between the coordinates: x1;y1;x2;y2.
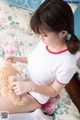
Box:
0;60;28;105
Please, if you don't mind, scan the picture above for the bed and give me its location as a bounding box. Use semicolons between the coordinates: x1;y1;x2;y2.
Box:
0;2;80;120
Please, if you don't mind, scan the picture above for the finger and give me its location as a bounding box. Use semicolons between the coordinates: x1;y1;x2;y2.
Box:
12;81;18;86
7;59;12;62
14;89;21;95
12;85;18;90
5;56;12;61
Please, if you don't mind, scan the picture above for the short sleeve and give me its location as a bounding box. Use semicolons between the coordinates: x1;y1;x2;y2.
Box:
56;60;77;84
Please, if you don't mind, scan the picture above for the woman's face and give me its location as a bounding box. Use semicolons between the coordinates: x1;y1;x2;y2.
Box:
40;29;61;46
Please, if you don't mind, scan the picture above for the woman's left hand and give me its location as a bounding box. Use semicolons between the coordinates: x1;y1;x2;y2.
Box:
12;81;34;95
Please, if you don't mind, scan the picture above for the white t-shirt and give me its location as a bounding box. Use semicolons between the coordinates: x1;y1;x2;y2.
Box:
27;41;77;104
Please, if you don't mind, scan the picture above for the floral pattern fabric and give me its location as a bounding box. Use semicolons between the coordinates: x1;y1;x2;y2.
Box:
0;2;80;120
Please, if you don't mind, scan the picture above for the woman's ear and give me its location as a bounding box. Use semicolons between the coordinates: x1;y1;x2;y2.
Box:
59;30;68;38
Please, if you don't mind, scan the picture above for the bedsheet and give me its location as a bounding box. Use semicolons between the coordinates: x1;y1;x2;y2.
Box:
0;2;80;120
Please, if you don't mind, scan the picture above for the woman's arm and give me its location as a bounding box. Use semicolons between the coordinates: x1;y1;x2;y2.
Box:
5;56;28;64
32;80;66;97
17;57;28;64
12;79;66;97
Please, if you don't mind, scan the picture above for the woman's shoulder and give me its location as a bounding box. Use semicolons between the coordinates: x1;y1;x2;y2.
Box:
60;51;77;67
63;50;76;60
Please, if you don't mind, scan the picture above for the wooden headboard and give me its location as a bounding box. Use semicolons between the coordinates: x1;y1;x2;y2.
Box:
65;73;80;112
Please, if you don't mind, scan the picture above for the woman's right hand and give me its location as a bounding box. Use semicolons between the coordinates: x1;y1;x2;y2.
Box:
5;56;18;63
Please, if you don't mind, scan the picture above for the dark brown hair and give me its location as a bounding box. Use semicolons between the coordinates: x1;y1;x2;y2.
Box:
30;0;80;54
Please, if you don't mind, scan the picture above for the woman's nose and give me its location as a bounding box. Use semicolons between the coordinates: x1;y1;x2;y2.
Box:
40;35;44;41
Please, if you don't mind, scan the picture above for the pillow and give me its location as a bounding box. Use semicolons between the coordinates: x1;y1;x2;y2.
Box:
0;1;33;27
5;0;78;12
5;0;44;10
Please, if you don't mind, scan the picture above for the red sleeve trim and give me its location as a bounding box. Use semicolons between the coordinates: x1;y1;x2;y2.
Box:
51;86;57;92
56;79;67;85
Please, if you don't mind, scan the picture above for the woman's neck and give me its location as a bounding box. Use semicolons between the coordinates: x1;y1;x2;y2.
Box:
48;43;67;52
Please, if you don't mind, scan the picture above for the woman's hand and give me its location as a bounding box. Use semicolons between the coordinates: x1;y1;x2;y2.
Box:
5;56;28;64
5;55;18;63
12;81;34;95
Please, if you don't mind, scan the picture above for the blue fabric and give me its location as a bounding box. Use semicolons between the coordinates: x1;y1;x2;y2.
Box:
6;0;43;10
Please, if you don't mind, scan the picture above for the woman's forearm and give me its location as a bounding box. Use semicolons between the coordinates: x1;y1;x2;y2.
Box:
33;83;58;97
17;57;28;64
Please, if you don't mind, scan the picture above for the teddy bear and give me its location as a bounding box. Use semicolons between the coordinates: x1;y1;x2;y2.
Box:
0;60;29;106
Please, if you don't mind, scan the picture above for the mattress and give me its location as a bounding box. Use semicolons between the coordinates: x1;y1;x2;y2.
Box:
0;2;80;120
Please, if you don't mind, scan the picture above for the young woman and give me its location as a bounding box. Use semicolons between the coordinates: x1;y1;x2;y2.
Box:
0;0;80;114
